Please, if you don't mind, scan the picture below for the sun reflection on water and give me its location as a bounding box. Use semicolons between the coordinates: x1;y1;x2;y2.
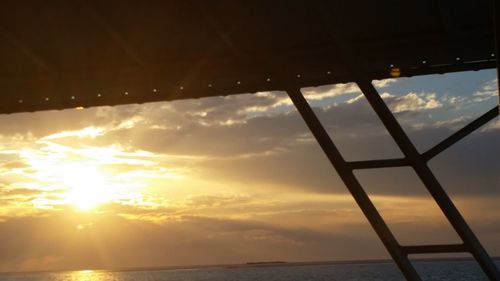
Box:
63;270;109;281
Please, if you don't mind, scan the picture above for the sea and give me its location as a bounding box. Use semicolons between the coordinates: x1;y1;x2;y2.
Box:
1;259;498;281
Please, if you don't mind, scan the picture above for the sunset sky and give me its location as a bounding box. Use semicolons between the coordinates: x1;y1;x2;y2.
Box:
0;69;498;272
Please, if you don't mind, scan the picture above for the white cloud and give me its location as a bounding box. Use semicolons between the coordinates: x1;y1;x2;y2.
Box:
440;94;467;110
345;94;364;104
302;83;360;100
383;92;442;113
41;127;106;140
474;79;498;98
432;116;470;130
372;78;398;88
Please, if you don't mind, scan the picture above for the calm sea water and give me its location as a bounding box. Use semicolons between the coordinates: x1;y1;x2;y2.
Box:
1;260;498;281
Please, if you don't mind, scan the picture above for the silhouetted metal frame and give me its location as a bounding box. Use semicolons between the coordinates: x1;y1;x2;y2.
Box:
286;88;423;280
287;87;500;281
286;1;500;280
356;80;500;281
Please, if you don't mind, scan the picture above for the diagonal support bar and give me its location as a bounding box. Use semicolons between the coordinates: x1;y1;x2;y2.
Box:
423;106;499;161
286;88;422;281
355;79;500;281
347;158;408;170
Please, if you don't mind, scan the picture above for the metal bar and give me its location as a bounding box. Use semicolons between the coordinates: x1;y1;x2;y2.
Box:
402;61;496;77
403;244;468;255
423;106;499;161
355;79;500;281
347;158;408;170
286;88;422;281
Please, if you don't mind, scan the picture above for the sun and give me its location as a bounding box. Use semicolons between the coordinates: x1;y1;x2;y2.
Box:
59;164;113;210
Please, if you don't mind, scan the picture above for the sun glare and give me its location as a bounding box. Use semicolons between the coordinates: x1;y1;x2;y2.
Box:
59;165;113;210
24;145;152;211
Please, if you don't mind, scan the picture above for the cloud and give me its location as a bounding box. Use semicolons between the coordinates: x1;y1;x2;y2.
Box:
473;78;498;102
0;212;390;271
372;78;398;88
382;92;442;113
1;84;497;203
440;94;468;110
1;160;29;170
0;187;41;197
185;193;251;208
169;93;497;197
41;127;106;141
302;83;360;101
0;74;498;272
16;86;486;198
0;207;498;272
98;202;178;222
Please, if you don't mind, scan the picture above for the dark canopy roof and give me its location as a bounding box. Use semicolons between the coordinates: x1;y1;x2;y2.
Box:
0;0;496;114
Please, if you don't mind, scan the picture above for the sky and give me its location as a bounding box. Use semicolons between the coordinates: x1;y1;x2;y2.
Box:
0;69;498;272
